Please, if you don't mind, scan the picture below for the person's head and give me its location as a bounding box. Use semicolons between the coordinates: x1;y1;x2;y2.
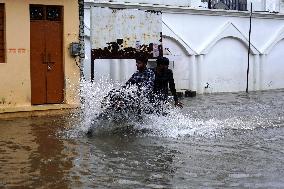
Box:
135;54;148;72
156;56;169;71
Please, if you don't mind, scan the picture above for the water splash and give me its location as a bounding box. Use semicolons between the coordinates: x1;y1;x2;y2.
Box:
62;77;117;138
62;77;227;139
63;78;284;139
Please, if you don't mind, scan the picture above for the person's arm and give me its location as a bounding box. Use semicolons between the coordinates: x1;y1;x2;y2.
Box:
168;69;183;108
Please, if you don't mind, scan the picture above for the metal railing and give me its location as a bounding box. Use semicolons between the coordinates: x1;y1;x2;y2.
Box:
208;0;247;11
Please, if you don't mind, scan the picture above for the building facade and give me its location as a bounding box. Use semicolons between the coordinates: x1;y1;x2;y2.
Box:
0;0;81;115
85;0;284;94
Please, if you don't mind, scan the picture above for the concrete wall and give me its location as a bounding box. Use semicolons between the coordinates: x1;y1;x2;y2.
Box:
90;7;162;57
0;0;80;109
202;38;254;93
162;11;284;93
263;39;284;89
85;2;284;94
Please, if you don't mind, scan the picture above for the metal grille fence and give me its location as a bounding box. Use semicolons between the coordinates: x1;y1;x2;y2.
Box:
208;0;247;11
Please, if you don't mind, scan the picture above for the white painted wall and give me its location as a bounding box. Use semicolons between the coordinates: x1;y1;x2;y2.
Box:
163;37;192;90
263;39;284;89
162;11;284;93
85;3;284;94
202;38;253;93
162;13;281;54
90;7;162;51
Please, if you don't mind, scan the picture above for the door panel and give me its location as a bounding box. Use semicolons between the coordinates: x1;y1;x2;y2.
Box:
30;21;47;105
45;21;64;103
30;5;64;105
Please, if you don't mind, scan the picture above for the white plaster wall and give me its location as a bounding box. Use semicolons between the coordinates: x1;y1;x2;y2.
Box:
162;13;282;53
163;37;193;90
263;39;284;89
203;38;253;93
85;3;284;93
90;7;162;50
84;37;135;83
162;12;284;93
84;6;136;83
90;59;136;83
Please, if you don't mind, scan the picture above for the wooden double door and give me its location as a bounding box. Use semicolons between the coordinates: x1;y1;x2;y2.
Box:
30;5;64;105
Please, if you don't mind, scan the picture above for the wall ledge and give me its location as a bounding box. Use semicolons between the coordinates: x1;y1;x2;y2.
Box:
85;1;284;20
0;104;80;119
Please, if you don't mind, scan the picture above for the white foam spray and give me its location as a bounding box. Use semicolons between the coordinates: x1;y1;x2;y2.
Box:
64;78;282;139
63;77;229;139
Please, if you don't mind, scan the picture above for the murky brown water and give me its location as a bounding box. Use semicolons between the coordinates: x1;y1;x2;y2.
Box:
0;89;284;188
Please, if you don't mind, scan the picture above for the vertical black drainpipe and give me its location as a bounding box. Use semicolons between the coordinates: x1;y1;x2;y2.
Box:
78;0;85;80
208;0;212;9
246;2;252;93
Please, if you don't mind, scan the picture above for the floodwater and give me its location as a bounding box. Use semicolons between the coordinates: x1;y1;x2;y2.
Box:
0;84;284;188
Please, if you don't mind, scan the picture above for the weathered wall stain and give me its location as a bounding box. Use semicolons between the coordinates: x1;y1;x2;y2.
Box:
90;7;162;59
92;38;163;59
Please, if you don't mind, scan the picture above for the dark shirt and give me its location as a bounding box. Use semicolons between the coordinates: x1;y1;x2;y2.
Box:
125;68;155;97
152;68;178;102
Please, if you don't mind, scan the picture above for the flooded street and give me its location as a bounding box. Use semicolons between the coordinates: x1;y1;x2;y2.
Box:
0;89;284;188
